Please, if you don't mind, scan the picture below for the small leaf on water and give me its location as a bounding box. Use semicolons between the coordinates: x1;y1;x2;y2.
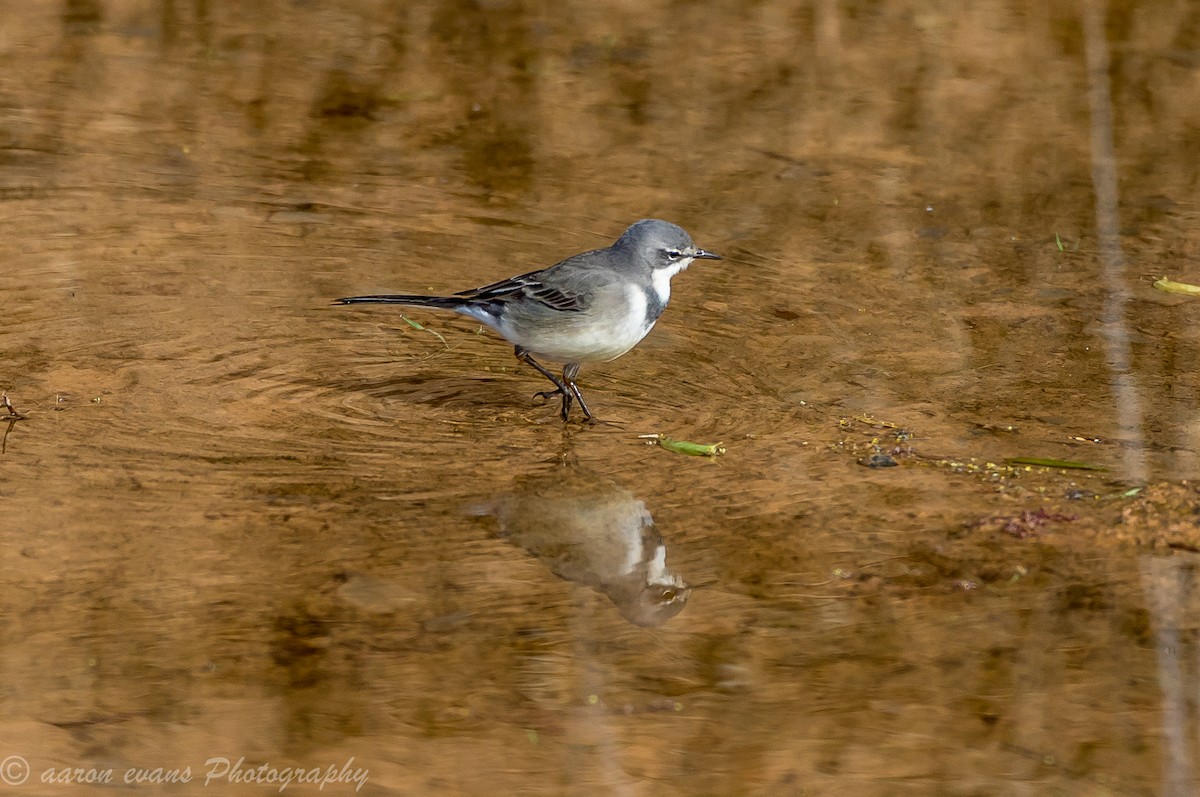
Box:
639;434;726;457
1006;456;1108;471
1153;278;1200;297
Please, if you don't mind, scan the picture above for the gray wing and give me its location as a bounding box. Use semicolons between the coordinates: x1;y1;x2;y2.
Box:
454;249;614;312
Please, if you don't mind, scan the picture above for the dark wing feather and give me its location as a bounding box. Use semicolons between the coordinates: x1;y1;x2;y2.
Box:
455;268;585;312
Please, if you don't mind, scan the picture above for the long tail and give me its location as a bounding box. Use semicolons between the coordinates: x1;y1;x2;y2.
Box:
333;294;467;310
334;294;502;330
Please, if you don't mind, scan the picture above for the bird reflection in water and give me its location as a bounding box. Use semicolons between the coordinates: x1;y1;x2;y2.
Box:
474;467;690;627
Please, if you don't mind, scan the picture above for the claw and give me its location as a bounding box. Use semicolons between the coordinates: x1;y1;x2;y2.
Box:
514;347;588;422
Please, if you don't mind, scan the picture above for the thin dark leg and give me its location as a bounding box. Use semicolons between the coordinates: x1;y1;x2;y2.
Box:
562;363;593;421
516;347;573;421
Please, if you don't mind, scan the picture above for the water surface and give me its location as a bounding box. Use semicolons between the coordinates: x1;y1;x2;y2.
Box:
3;1;1200;794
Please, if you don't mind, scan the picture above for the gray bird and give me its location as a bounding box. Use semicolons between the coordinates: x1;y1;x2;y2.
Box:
334;219;721;421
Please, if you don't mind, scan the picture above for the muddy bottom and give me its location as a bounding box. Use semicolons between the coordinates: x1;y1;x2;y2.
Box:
3;1;1200;795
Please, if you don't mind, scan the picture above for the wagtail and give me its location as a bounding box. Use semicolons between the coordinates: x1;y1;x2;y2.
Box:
335;219;721;421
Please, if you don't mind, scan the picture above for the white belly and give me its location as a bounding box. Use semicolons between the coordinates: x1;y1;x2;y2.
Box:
502;284;655;363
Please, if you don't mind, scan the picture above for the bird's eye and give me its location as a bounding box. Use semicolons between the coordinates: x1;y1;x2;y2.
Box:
664;248;685;260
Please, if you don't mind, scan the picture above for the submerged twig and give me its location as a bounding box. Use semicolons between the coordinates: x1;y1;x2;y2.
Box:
1;394;27;420
400;314;449;348
1;394;25;455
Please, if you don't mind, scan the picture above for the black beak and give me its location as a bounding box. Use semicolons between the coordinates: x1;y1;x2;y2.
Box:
693;248;722;261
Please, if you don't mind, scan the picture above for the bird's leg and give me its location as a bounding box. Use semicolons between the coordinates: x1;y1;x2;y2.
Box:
561;362;594;422
515;347;574;421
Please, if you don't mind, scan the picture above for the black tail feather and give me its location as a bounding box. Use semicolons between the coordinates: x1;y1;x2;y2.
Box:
333;294;465;309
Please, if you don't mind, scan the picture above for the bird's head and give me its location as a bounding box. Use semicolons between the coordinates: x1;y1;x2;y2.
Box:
615;219;722;276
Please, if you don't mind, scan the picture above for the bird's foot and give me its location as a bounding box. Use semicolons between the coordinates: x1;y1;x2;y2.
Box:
531;387;573;421
532;387;565;404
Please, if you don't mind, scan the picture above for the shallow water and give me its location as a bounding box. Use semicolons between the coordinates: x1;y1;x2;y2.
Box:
3;1;1200;794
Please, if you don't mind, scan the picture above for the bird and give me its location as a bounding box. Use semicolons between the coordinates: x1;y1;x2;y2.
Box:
334;219;721;421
